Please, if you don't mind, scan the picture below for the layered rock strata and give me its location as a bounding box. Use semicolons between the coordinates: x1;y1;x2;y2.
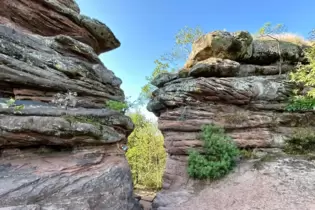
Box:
0;1;141;209
148;30;315;209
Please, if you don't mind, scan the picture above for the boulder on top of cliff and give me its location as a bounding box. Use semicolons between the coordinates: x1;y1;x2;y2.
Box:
184;30;306;68
188;58;240;77
0;25;123;108
184;31;253;68
244;39;306;65
0;0;120;54
151;72;178;88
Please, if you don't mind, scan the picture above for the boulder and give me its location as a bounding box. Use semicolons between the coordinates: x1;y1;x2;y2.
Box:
0;146;142;210
243;39;305;65
0;0;120;54
184;31;253;68
189;58;240;77
184;30;306;69
151;72;178;88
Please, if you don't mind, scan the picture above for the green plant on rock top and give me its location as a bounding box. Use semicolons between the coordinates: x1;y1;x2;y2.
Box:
188;124;240;180
258;22;287;75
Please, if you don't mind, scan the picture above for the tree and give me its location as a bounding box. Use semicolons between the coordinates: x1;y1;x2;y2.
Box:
126;111;166;190
310;29;315;40
140;26;205;100
258;22;287;75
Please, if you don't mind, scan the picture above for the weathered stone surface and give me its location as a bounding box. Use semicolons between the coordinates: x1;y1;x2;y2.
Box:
189;58;240;77
158;104;315;154
184;31;253;68
0;147;142;210
0;25;123;107
0;106;134;148
0;205;40;210
151;72;178;88
184;30;306;69
238;63;295;76
148;75;293;116
0;0;120;54
0;1;141;209
243;39;306;65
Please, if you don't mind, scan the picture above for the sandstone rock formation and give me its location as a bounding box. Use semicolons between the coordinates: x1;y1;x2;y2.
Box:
0;1;141;209
148;30;315;209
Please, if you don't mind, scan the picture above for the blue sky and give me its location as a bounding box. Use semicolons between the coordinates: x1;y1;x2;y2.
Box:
76;0;314;119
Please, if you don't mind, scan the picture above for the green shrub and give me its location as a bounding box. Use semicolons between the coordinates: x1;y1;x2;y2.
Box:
240;149;256;159
105;100;128;113
285;96;315;112
6;98;24;113
284;128;315;154
187;124;239;180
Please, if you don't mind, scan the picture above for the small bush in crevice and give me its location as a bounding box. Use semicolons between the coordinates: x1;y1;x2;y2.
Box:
187;124;240;180
286;96;315;112
224;111;248;124
284;128;315;155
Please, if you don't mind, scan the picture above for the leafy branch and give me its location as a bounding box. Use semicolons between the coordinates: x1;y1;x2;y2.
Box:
258;22;287;75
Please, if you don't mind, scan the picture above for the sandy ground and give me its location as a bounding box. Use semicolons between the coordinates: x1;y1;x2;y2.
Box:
154;157;315;210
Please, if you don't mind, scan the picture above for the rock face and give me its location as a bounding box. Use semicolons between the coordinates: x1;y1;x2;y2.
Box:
148;30;315;209
0;1;141;209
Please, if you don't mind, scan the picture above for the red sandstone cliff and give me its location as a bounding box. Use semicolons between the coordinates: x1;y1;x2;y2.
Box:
0;1;141;209
148;30;315;210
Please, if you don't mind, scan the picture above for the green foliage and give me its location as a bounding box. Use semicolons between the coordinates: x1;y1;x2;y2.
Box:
240;149;255;159
187;124;239;180
258;22;287;36
126;112;166;190
6;98;16;107
6;98;24;113
310;29;315;40
258;22;287;75
141;60;171;99
290;43;315;97
105;100;129;113
284;128;315;155
14;105;25;112
286;96;315;112
140;26;204;100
